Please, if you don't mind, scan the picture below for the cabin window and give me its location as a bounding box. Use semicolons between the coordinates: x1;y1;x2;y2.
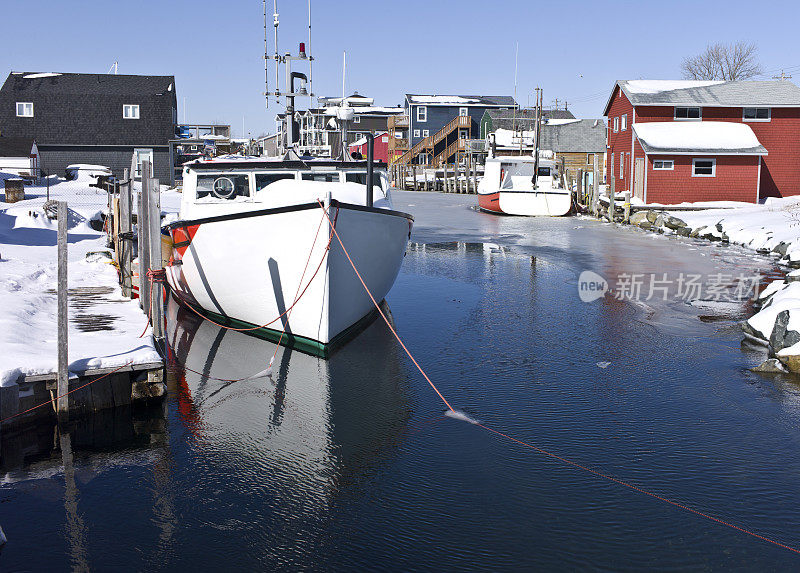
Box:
16;102;33;117
538;166;551;176
459;107;468;117
743;107;770;121
196;174;251;200
416;106;427;122
422;129;429;138
413;129;420;138
353;115;361;123
621;114;627;131
613;117;619;132
692;158;716;177
255;173;296;191
301;172;339;182
674;107;701;120
123;104;140;119
653;159;674;170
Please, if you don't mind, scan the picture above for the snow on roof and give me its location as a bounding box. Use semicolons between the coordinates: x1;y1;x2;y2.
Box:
544;118;581;126
409;95;480;104
623;80;724;94
493;128;535;148
22;72;63;79
633;122;767;155
349;131;388;148
353;106;404;114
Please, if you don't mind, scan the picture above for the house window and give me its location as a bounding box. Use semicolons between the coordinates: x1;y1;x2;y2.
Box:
613;117;619;133
134;148;154;178
653;159;674;170
621;114;627;131
692;158;716;177
418;153;429;164
674;107;701;120
123;104;140;119
16;102;33;117
422;129;429;137
586;154;593;164
459;107;468;117
610;153;615;178
381;136;388;143
354;115;361;123
619;152;624;179
743;107;770;122
413;129;420;138
416;106;427;122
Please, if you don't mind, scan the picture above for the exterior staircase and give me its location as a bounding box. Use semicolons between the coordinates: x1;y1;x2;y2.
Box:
392;115;471;166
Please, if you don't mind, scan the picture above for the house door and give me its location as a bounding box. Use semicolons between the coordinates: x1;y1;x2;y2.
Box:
633;157;645;201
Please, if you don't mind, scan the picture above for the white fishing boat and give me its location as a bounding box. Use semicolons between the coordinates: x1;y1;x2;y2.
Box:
477;155;572;216
164;156;412;356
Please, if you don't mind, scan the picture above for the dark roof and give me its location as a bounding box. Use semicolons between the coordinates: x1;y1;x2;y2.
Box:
405;94;517;107
0;72;177;146
486;108;575;129
539;119;607;153
604;79;800;115
0;136;34;157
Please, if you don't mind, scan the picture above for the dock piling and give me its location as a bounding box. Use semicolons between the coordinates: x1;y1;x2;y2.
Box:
120;168;133;298
147;175;164;339
138;162;151;313
57;201;69;419
592;154;600;216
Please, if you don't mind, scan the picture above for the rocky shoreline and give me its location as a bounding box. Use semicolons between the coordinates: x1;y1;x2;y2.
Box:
618;203;800;373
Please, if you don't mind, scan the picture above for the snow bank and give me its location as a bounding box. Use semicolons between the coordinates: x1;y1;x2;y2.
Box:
633;122;764;152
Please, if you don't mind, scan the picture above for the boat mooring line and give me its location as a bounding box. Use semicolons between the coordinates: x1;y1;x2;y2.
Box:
314;199;800;557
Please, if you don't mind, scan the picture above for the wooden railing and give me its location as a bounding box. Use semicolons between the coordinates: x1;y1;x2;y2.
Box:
431;115;470;147
432;138;466;167
389;115;409;128
394;115;471;166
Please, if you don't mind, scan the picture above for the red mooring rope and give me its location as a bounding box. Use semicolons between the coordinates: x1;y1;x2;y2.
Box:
314;199;800;557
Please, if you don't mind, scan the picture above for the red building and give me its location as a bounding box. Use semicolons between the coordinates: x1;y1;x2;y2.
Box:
348;131;389;163
603;80;800;203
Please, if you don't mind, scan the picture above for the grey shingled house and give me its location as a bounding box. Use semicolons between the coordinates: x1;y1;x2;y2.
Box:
0;71;177;182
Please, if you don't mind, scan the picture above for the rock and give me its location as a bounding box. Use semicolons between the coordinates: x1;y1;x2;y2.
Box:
630;211;649;226
742;320;769;342
715;222;724;232
639;221;654;230
721;233;730;243
751;358;788;373
689;225;707;238
654;214;665;227
663;215;688;230
646;210;659;224
778;354;800;374
773;242;789;256
676;227;691;237
769;310;800;352
787;269;800;283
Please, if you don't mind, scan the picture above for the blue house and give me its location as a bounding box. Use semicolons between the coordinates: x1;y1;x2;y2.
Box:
398;94;517;165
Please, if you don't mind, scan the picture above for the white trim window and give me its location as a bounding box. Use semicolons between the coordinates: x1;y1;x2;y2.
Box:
674;107;701;120
416;106;427;122
123;104;140;119
353;115;361;123
619;152;624;179
586;153;593;165
134;148;154;178
692;158;716;177
610;153;615;178
653;159;674;170
613;117;619;132
16;102;34;117
459;107;468;117
743;107;770;122
422;129;430;138
621;114;627;131
413;129;420;138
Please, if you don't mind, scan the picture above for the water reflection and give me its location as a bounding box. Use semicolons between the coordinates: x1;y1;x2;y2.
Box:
165;294;411;512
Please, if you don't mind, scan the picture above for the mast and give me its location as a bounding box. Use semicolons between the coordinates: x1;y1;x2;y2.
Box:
273;0;279;105
532;87;542;189
263;0;269;107
308;0;313;108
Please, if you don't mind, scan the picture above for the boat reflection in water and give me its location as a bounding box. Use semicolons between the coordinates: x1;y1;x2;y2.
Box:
165;293;412;509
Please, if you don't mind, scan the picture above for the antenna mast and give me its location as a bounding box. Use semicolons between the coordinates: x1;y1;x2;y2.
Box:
263;0;269;107
308;0;313;107
273;0;280;105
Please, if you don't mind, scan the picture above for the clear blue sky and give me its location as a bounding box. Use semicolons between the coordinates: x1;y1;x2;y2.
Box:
2;0;798;137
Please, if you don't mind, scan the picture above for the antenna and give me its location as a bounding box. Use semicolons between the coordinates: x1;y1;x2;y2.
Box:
512;42;518;135
773;70;793;81
342;51;346;101
263;0;269;107
273;0;279;105
108;61;118;75
308;0;313;106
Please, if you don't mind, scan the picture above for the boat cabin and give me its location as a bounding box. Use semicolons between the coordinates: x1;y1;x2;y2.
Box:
483;156;558;191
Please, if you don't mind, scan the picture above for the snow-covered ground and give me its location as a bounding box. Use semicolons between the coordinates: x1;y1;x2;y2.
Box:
0;172;181;386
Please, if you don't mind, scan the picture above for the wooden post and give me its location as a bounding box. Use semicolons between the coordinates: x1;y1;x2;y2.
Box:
592;154;600;217
148;177;164;339
576;169;583;207
57;201;69;418
623;191;631;224
609;174;616;221
138;162;151;313
473;152;478;193
443;162;449;193
120;169;133;297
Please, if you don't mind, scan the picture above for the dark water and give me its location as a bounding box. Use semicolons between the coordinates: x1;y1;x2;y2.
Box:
4;192;800;570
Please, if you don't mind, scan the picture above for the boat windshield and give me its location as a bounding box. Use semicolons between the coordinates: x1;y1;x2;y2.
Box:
538;167;551;177
255;172;296;191
301;172;339;182
196;174;251;200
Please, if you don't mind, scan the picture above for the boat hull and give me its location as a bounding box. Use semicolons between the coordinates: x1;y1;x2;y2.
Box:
478;190;572;216
165;201;412;353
